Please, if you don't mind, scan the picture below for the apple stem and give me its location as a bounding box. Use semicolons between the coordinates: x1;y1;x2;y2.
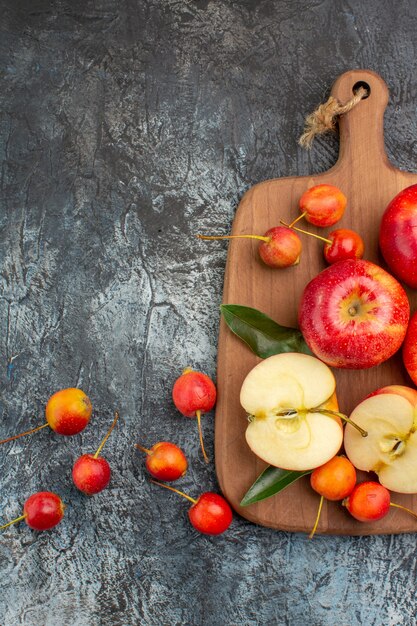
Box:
280;219;332;244
309;495;324;540
0;513;27;531
197;234;270;243
150;479;197;504
135;443;152;455
182;367;194;375
0;422;49;446
288;212;307;228
390;502;417;520
93;411;120;459
196;410;209;464
316;409;368;438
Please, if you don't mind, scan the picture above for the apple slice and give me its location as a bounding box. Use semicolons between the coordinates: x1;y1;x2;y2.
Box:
344;386;417;493
241;353;343;471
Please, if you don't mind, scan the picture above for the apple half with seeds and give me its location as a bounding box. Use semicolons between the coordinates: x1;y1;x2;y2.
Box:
344;386;417;493
241;353;343;471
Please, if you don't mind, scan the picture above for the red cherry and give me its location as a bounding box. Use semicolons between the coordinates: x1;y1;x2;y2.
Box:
343;481;390;522
136;441;188;481
323;228;364;264
72;455;111;495
0;388;92;446
172;368;216;463
344;480;417;526
72;412;119;495
46;388;92;435
151;481;233;535
0;491;65;532
24;492;65;530
198;227;301;269
172;368;216;416
298;184;347;227
188;492;233;535
258;227;301;268
310;456;356;501
309;456;357;539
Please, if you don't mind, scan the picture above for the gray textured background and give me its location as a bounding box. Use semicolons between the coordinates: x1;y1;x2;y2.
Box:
1;1;417;625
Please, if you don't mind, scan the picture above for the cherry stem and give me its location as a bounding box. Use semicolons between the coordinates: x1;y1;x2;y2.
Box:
197;234;270;243
150;479;197;504
280;219;332;244
94;411;120;459
196;409;209;464
0;513;27;531
309;495;324;540
316;409;368;438
390;502;417;520
135;443;152;455
0;422;49;446
288;212;307;228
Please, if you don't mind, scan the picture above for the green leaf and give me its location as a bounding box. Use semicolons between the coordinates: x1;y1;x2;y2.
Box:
220;304;311;358
240;465;311;506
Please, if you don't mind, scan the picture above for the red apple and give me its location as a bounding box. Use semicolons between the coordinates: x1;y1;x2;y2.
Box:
298;259;410;369
299;184;347;227
323;228;364;265
379;184;417;288
403;312;417;385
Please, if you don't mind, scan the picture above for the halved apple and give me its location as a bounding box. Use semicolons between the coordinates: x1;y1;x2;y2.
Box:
241;353;343;471
344;386;417;493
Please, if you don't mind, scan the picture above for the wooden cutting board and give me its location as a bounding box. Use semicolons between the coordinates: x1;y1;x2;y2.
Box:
215;69;417;535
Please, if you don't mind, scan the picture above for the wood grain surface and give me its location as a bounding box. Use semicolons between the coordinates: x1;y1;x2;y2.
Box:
215;69;417;535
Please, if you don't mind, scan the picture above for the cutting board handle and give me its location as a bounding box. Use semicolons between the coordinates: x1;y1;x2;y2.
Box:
331;69;391;173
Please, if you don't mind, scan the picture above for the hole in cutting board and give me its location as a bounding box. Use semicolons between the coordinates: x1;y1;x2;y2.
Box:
352;81;370;98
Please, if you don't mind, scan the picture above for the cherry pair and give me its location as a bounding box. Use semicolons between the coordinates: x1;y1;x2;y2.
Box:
309;455;417;538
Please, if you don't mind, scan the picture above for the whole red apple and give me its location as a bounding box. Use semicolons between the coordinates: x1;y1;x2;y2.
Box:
403;311;417;385
379;184;417;288
298;259;409;368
